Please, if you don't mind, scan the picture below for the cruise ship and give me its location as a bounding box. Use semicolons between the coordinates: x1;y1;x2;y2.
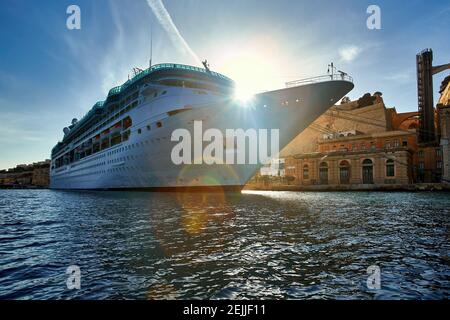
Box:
50;63;354;190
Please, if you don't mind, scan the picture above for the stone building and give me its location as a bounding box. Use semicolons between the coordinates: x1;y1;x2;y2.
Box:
438;76;450;182
0;160;50;188
285;131;415;188
277;92;443;189
31;161;51;187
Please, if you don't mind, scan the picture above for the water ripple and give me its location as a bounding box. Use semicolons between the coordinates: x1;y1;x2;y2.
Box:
0;190;449;299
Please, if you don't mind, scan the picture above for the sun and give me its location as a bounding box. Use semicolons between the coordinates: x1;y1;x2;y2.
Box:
234;86;255;104
215;39;284;104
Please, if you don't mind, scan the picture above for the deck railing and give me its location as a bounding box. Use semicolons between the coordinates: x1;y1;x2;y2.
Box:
107;63;232;97
286;74;353;88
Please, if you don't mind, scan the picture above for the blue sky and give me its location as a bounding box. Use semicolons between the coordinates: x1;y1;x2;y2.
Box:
0;0;449;169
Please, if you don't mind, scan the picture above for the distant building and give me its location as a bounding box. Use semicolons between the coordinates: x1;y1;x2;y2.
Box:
0;160;50;188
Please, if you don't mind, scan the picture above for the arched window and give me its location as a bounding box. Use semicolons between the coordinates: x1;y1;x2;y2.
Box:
319;162;328;185
303;164;309;180
339;160;351;184
362;159;374;184
386;159;395;177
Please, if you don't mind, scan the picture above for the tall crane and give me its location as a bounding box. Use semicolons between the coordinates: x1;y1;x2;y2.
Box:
416;49;450;145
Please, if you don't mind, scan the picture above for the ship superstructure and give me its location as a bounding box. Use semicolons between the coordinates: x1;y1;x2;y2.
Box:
50;63;353;190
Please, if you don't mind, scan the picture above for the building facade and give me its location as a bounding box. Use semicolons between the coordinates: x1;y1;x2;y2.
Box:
438;76;450;182
274;92;444;189
0;160;50;188
285;131;415;187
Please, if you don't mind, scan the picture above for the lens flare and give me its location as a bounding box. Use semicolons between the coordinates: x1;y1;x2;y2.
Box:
234;87;255;106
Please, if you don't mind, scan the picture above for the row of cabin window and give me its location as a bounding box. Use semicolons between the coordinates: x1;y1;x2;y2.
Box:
72;99;138;146
57;88;154;154
55;130;130;167
60;119;165;167
72;87;170;146
77;118;164;161
137;121;162;134
71;118;133;162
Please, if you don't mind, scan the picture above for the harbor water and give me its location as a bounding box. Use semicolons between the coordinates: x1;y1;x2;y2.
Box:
0;189;449;299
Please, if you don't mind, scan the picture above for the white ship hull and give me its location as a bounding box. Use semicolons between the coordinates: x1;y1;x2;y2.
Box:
50;80;353;190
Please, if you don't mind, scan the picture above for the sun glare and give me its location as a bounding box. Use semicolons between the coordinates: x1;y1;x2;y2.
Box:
215;38;284;105
234;87;255;104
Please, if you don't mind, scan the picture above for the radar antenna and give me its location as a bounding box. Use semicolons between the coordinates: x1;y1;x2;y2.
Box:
337;70;348;80
132;67;144;77
327;62;336;78
202;60;211;73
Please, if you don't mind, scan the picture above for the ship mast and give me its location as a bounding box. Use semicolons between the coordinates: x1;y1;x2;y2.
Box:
149;23;153;69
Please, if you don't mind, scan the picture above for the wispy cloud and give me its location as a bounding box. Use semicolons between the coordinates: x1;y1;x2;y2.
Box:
60;0;151;112
339;45;362;62
146;0;200;64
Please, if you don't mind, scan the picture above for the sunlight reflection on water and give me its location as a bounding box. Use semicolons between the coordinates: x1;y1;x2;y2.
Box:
0;189;449;299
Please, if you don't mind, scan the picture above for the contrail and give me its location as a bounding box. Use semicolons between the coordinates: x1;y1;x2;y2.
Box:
146;0;201;64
